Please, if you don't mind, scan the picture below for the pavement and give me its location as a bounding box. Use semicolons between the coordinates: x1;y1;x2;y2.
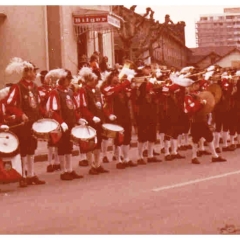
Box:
34;133;153;162
1;141;240;234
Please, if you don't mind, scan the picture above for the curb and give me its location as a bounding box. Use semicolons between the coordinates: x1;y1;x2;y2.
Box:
34;140;161;163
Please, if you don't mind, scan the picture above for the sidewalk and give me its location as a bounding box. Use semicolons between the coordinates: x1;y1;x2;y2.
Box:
34;134;160;162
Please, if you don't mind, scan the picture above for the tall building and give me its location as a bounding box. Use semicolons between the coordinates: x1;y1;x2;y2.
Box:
195;7;240;47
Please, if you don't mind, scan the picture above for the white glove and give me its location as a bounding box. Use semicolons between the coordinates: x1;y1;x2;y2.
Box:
61;122;68;132
78;118;88;125
109;114;117;121
92;116;101;123
95;101;102;109
149;77;157;84
0;125;9;131
156;69;162;78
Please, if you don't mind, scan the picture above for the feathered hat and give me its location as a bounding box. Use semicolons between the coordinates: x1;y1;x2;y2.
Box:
5;57;38;75
78;67;98;82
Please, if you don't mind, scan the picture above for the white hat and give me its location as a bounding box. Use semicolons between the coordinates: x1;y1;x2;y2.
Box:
5;57;37;75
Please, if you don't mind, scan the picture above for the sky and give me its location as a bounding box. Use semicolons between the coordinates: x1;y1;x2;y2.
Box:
124;5;240;48
3;0;240;49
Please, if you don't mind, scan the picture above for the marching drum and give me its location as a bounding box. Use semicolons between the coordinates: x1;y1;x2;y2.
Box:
32;118;62;143
102;123;124;138
0;131;19;158
71;125;97;152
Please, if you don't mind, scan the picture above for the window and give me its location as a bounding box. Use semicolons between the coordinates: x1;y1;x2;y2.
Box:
200;17;208;21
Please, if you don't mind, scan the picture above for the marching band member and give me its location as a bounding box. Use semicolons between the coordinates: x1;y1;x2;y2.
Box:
38;70;61;173
79;67;109;175
71;75;89;167
101;68;137;169
46;69;85;181
136;80;161;164
184;83;227;164
213;76;234;153
5;57;45;187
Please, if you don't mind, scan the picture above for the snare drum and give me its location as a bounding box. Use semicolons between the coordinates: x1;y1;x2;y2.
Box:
102;123;124;138
0;131;19;158
32;118;62;143
71;125;97;153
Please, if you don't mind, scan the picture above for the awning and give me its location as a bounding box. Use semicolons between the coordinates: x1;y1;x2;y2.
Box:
72;8;121;36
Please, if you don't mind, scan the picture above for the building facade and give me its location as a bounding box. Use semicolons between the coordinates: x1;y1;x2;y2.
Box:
195;7;240;48
0;5;119;88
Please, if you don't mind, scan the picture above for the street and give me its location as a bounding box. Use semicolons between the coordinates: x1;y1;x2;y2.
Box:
1;145;240;234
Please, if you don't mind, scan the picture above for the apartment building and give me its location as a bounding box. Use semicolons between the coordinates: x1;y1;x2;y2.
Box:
195;7;240;47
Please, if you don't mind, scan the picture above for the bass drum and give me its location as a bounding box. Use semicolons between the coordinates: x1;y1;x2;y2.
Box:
206;83;222;104
196;91;216;116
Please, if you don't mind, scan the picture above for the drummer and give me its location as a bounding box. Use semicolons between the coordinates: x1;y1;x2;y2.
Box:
5;58;46;187
101;68;138;169
184;82;227;164
46;68;86;181
78;67;109;175
38;70;61;173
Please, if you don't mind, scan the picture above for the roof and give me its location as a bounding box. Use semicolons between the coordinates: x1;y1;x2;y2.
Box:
190;46;236;57
210;48;240;66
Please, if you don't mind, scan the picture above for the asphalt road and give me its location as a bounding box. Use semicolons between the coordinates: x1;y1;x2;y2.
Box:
1;145;240;234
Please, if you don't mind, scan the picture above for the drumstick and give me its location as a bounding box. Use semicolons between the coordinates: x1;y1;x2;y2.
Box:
9;122;25;129
85;124;91;135
0;136;9;139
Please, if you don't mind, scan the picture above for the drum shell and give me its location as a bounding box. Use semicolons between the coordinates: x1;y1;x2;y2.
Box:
32;119;62;142
102;124;124;139
102;127;118;138
70;126;96;152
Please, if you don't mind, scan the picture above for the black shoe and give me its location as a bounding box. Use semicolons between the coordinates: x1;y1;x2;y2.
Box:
79;160;89;167
201;150;211;156
89;167;99;175
137;158;146;165
215;147;221;153
212;156;227;162
19;177;28;188
70;171;83;179
143;150;148;157
153;150;160;156
172;153;185;159
165;155;173;161
96;165;109;173
60;172;73;180
222;146;235;152
102;156;110;163
148;157;162;163
160;148;165;154
186;145;192;150
116;162;125;169
27;176;46;185
192;158;200;164
127;160;138;167
179;146;186;151
237;144;240;148
112;156;123;161
53;164;61;171
46;164;54;173
197;151;202;157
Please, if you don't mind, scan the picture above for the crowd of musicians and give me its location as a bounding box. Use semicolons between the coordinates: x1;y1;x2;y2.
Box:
1;53;240;188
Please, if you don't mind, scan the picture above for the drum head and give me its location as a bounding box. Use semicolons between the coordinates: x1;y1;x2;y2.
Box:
0;131;19;154
102;123;124;132
71;125;96;139
32;119;59;133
